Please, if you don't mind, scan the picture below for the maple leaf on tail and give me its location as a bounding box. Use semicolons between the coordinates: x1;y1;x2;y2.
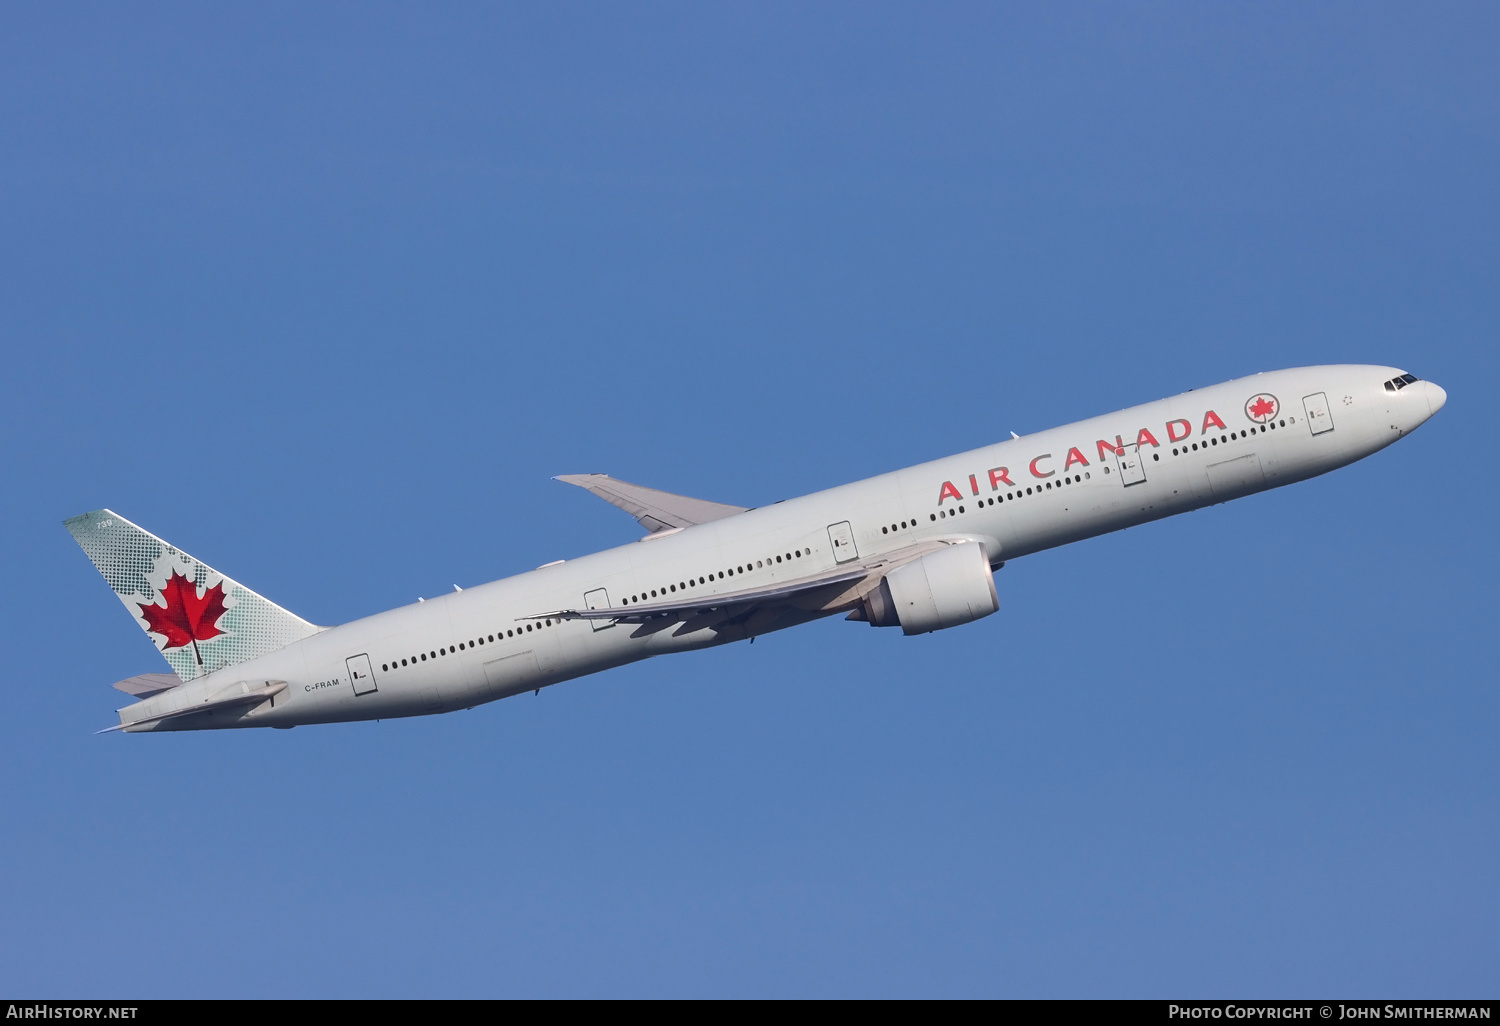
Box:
1250;397;1277;419
138;570;228;666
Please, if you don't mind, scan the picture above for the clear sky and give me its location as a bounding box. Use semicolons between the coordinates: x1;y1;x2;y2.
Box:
1;2;1495;998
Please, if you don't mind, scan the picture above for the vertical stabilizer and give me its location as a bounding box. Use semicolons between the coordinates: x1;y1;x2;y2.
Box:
65;509;322;682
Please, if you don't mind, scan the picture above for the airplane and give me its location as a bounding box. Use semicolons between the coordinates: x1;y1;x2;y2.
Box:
68;364;1445;733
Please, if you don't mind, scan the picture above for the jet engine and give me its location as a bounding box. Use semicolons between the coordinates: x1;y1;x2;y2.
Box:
854;541;999;635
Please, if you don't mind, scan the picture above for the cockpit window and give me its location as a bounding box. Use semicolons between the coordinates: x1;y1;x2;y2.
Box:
1400;373;1419;384
1384;373;1421;391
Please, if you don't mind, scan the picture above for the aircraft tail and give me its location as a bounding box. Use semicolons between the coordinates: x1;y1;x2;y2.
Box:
65;509;322;683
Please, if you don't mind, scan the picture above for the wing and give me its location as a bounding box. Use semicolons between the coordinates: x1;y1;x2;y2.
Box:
527;541;950;631
554;474;749;534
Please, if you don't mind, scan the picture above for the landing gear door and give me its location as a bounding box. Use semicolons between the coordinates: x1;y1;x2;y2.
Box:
1303;392;1335;435
828;521;859;563
583;587;613;631
1115;444;1147;486
346;653;378;696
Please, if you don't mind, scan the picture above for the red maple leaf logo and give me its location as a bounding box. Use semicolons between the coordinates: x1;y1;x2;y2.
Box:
138;570;228;666
1250;396;1276;419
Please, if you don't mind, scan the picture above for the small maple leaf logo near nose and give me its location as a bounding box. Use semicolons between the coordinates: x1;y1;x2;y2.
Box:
138;570;228;666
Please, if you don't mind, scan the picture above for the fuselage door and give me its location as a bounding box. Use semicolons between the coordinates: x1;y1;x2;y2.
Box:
1115;443;1147;486
346;653;378;696
1303;392;1335;435
828;521;859;563
583;587;613;631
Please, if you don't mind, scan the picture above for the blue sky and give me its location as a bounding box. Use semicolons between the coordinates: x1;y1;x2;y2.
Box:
1;2;1495;997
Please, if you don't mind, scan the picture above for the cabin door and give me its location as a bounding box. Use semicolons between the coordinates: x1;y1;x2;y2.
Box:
1302;392;1335;435
583;587;613;631
346;653;378;696
1115;444;1147;486
828;521;859;563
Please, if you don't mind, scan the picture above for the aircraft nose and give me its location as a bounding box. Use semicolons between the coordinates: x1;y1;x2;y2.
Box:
1424;380;1447;417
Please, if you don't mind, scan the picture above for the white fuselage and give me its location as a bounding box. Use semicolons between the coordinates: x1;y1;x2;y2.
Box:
119;364;1445;731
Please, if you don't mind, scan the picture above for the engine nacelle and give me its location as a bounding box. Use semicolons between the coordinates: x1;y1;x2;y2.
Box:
859;542;999;635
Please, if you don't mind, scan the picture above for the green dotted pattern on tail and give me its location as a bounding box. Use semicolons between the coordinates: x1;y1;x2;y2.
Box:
65;509;323;683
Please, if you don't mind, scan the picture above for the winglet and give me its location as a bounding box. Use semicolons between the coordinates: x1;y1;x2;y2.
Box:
554;474;748;534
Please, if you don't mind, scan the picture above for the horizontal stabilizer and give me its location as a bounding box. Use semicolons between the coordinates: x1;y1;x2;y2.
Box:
100;680;288;733
554;474;748;534
111;673;181;699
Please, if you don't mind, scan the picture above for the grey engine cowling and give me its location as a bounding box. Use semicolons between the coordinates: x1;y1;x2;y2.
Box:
858;542;999;635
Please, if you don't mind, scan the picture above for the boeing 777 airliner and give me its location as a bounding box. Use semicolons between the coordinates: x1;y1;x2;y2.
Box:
69;364;1445;732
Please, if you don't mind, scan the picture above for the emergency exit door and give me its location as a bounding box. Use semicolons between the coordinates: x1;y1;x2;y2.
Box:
347;653;378;696
1115;444;1147;486
828;521;859;563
